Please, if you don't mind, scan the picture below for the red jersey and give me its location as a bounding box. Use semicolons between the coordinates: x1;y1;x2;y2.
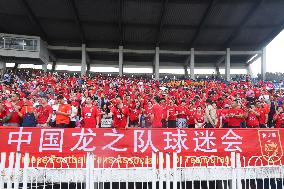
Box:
6;101;24;124
82;105;98;128
168;105;178;121
194;113;204;123
221;109;229;123
177;105;187;119
96;107;103;124
111;106;129;128
257;108;267;125
215;109;222;128
161;104;168;119
186;109;196;124
129;108;141;121
273;113;284;128
37;105;53;124
144;106;153;122
227;108;243;127
152;103;163;128
246;111;259;127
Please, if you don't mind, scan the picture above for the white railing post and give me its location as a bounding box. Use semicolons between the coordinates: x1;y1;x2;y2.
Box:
23;153;29;189
236;153;242;189
90;153;94;189
159;152;163;189
166;153;170;189
14;152;21;189
231;152;237;189
173;153;177;189
0;152;6;189
86;152;91;189
7;152;15;189
152;152;157;189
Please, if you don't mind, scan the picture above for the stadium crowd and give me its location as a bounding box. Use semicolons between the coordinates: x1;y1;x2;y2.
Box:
0;69;284;129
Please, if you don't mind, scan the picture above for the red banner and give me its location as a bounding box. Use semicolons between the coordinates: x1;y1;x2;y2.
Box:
1;128;284;167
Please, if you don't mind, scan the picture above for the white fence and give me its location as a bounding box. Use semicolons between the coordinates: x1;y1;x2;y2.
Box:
0;152;283;189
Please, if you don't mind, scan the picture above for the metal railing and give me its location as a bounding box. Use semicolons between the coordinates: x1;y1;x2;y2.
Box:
0;152;283;189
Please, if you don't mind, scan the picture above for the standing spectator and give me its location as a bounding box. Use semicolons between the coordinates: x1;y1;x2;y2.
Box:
0;101;7;125
151;96;163;128
160;98;168;128
109;97;129;128
81;97;99;128
50;99;59;127
36;96;53;127
204;99;216;128
220;104;230;128
177;100;187;128
244;104;260;128
69;100;78;128
167;99;178;128
129;101;141;128
194;106;205;128
4;93;23;126
268;96;277;127
143;101;153;128
256;101;268;128
55;95;71;128
226;100;244;128
16;97;37;127
273;107;284;128
186;103;196;128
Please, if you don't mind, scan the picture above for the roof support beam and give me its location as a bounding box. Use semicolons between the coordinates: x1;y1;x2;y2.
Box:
155;0;168;46
48;45;261;55
67;0;86;43
188;0;218;48
184;0;217;66
119;0;124;45
215;0;264;66
17;0;48;41
258;18;284;50
222;0;265;48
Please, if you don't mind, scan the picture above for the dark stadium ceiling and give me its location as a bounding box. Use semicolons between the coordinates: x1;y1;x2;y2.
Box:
0;0;284;65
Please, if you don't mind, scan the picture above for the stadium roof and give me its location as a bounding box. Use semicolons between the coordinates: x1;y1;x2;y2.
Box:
1;0;284;66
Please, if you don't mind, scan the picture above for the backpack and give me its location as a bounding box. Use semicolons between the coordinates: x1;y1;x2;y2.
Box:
21;107;37;127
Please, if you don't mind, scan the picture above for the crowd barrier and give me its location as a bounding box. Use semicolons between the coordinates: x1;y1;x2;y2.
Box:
0;128;283;189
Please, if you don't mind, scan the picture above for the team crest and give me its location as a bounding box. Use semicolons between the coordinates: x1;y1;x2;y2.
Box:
258;130;283;163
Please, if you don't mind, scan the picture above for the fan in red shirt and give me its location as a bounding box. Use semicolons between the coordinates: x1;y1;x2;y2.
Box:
81;97;99;128
129;101;141;128
177;100;187;128
109;97;129;128
0;102;6;125
3;93;23;127
194;106;205;128
167;100;178;128
151;96;163;128
160;98;168;128
256;101;268;128
221;104;230;127
273;107;284;128
244;104;260;128
36;96;53;127
143;101;153;128
186;103;196;128
226;100;244;128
